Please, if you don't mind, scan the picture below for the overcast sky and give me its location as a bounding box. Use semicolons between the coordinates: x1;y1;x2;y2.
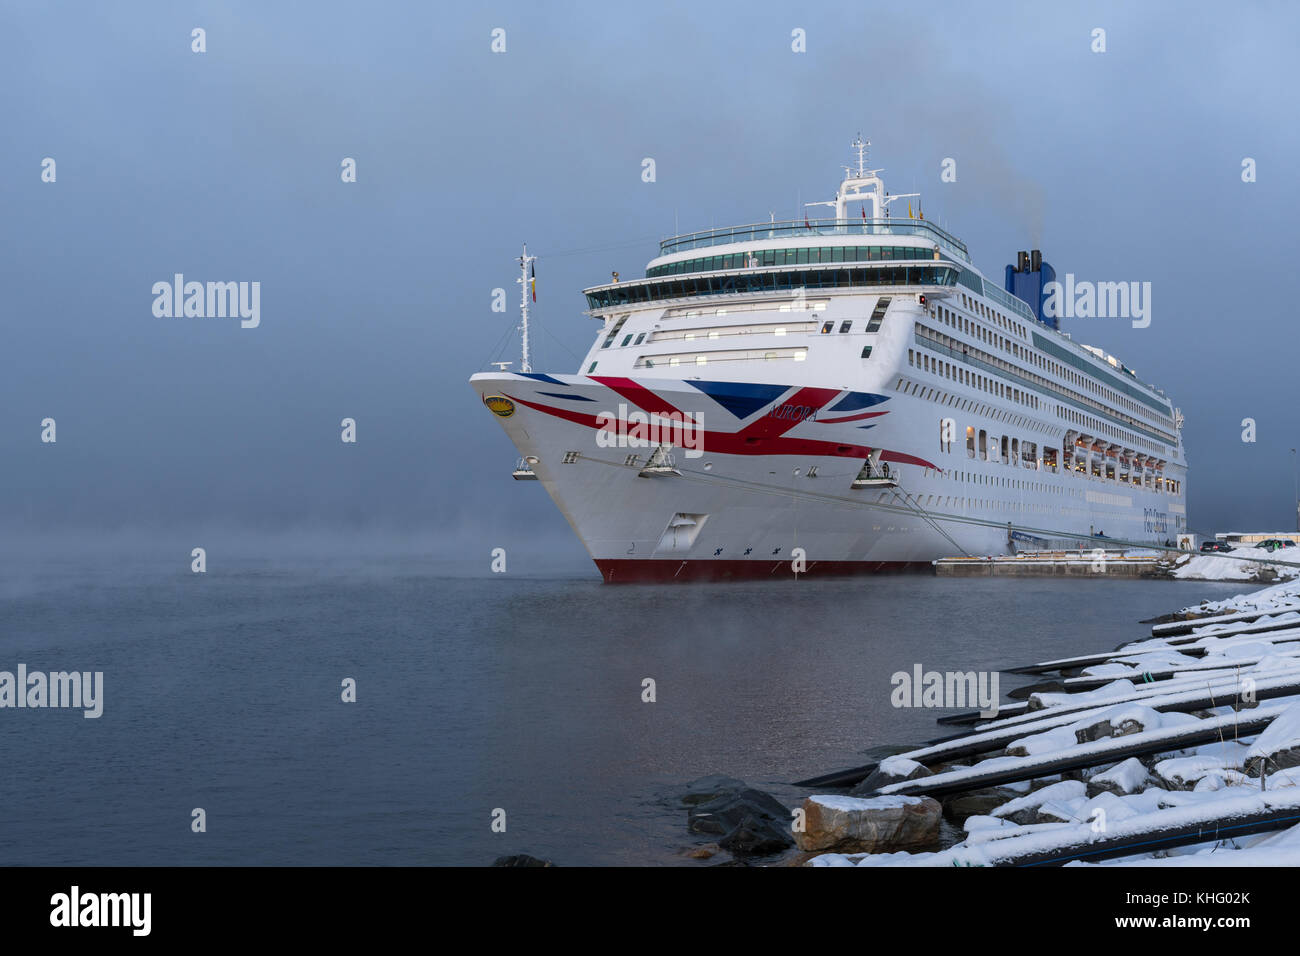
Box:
3;1;1297;561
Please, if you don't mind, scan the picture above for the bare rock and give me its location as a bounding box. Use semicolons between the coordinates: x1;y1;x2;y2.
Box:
688;787;794;855
492;854;555;867
680;843;721;860
675;774;750;807
719;814;794;855
942;786;1021;823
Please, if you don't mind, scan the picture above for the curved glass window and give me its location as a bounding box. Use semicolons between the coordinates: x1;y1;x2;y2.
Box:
647;244;937;278
587;265;955;310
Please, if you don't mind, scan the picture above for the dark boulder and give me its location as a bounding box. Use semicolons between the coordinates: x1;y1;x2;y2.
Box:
492;854;555;867
675;774;749;807
942;786;1021;823
688;787;794;855
719;814;795;855
850;758;932;796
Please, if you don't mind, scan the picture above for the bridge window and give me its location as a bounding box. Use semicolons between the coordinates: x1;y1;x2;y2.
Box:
589;266;955;310
866;296;890;332
601;316;628;348
646;244;942;279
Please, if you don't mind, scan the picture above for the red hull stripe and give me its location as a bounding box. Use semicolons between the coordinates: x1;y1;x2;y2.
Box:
880;450;939;468
815;410;890;424
588;376;684;417
505;392;702;447
502;391;939;469
594;558;933;583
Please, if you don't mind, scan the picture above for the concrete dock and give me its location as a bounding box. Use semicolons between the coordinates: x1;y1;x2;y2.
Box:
934;549;1163;577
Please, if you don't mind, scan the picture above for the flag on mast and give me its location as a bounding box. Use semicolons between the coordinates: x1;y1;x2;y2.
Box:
530;261;536;302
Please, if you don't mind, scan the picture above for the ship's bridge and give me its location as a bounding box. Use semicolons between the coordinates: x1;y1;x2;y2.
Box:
654;216;970;263
583;256;960;312
585;138;1035;322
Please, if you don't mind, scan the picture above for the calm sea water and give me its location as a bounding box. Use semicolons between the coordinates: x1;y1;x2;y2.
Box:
0;553;1255;866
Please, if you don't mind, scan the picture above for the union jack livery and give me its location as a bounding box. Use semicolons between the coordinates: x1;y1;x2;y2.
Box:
471;139;1188;582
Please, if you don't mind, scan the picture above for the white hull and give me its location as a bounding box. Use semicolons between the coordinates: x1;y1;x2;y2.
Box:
472;370;1184;582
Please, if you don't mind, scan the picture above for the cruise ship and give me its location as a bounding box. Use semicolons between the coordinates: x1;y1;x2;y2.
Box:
470;139;1188;582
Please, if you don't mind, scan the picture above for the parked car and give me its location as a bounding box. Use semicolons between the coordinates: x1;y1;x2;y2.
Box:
1258;539;1287;552
1200;541;1234;553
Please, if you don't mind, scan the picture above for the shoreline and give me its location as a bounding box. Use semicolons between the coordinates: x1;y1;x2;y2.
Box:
787;574;1300;866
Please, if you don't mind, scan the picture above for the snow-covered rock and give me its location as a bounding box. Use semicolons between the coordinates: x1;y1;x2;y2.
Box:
795;794;941;853
1081;651;1199;678
991;780;1087;826
1087;757;1152;797
1245;701;1300;776
1073;704;1162;743
1029;679;1137;711
1005;725;1077;757
850;755;931;795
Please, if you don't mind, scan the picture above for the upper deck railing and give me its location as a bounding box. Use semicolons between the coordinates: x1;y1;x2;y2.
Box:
955;266;1036;323
658;218;971;264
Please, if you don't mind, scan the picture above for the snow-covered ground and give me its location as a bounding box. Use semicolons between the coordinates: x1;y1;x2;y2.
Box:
1183;575;1300;616
804;576;1300;867
1169;544;1300;582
